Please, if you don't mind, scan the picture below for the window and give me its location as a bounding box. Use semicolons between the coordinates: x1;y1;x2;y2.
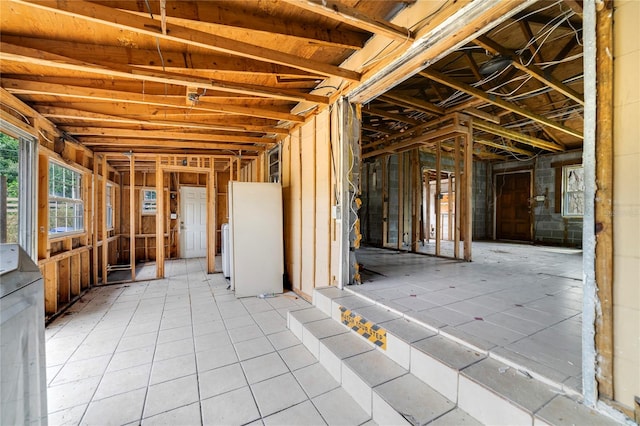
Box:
268;145;281;183
106;183;113;230
562;164;584;218
49;161;84;235
141;189;157;215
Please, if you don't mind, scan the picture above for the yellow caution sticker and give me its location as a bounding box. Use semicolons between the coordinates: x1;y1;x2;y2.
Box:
340;306;387;350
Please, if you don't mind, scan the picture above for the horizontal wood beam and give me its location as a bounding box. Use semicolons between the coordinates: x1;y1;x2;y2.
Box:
280;0;413;43
473;119;564;152
2;79;305;123
0;42;328;105
13;0;361;81
61;127;274;144
361;124;393;135
34;106;290;135
474;35;584;106
79;138;265;151
474;138;534;157
0;35;319;77
422;69;583;139
379;93;445;115
362;107;422;126
92;0;368;50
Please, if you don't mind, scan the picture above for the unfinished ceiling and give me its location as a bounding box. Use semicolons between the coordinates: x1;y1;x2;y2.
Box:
0;0;584;168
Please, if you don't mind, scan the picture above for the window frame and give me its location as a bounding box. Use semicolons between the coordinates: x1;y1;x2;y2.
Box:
141;189;157;215
48;160;85;236
106;182;114;231
561;164;585;218
268;145;281;183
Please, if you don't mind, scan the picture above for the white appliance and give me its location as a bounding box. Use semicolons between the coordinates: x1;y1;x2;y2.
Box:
228;182;283;297
0;244;48;425
221;223;230;279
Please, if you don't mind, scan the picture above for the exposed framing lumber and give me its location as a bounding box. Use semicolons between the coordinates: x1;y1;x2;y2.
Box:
129;154;136;281
454;138;461;259
379;93;445;115
435;142;441;256
34;106;289;135
472;119;564;152
0;42;329;105
12;0;361;82
155;159;164;278
79;138;265;152
421;69;583;139
94;0;368;50
101;155;108;284
594;0;614;401
411;149;420;252
280;0;412;43
362;107;421;126
473;36;584;106
61;127;274;144
2;79;305;123
474;139;534;157
463;128;472;261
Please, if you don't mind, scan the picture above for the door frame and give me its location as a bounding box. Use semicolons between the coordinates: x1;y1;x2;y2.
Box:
179;185;208;259
493;169;533;242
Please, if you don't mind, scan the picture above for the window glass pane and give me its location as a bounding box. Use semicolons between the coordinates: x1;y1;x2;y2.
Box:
1;133;19;243
49;162;84;235
562;165;584;218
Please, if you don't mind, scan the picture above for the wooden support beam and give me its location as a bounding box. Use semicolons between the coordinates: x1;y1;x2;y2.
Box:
447;173;453;243
361;124;393;135
129;155;136;281
155;159;165;278
280;0;412;43
411;149;420;252
61;127;274;144
454;138;461;259
79;138;265;152
0;42;329;104
474;139;534;157
35;106;289;135
594;0;614;401
463;129;473;261
424;170;430;244
472;119;564;152
362;107;421;126
37;154;49;260
12;0;361;81
473;36;584;106
3;79;305;123
379;93;445;116
101;155;108;284
207;164;216;274
92;156;99;285
435;143;441;257
421;69;583;139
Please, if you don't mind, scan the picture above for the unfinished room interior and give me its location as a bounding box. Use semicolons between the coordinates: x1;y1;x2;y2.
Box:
1;0;638;425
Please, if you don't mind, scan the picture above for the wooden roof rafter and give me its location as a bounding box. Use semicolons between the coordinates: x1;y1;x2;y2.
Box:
11;0;362;82
280;0;413;43
91;0;369;50
0;42;329;105
2;79;306;123
60;127;275;144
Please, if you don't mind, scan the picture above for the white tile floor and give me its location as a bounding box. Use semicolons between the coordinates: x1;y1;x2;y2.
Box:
353;242;583;391
45;258;372;426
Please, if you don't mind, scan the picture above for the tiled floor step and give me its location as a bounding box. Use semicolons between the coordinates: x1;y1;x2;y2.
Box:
310;287;620;426
287;306;479;425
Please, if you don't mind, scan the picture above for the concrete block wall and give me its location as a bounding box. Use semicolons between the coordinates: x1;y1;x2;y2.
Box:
362;159;384;246
491;151;583;247
473;161;489;240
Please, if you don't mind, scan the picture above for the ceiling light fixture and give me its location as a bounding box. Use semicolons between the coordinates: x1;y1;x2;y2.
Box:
478;55;512;76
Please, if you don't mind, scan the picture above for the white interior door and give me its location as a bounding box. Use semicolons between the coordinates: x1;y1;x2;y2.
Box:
180;186;207;258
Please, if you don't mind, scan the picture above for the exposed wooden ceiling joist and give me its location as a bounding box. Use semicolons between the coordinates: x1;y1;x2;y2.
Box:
280;0;413;43
78;138;265;152
362;107;421;126
11;0;361;82
60;127;274;144
379;93;445;116
34;106;289;135
91;0;368;50
421;69;583;139
2;79;306;123
473;119;564;152
473;36;584;105
474;139;534;157
0;42;329;105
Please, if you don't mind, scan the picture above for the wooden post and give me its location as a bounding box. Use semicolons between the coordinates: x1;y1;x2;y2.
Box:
0;175;6;243
464;130;473;261
411;149;420;252
448;172;453;241
37;154;49;261
397;152;404;250
435;142;442;256
101;155;108;284
425;170;430;244
129;155;136;281
454;137;461;259
92;155;99;284
206;161;216;274
382;156;388;247
155;159;164;278
594;0;614;400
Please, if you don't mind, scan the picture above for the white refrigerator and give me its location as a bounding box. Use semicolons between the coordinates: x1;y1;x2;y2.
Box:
228;182;284;297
